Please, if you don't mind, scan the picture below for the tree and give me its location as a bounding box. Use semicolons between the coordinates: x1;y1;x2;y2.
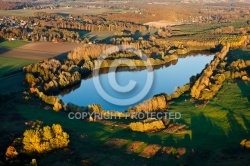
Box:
26;73;35;85
5;146;18;159
240;139;250;149
23;124;69;154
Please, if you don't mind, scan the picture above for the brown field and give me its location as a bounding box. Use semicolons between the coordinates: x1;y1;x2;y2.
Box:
0;42;81;60
125;141;145;154
103;138;128;149
144;20;183;28
139;144;161;158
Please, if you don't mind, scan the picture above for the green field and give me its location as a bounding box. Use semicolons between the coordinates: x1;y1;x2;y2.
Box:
175;20;248;35
0;57;34;78
0;40;33;77
0;40;28;49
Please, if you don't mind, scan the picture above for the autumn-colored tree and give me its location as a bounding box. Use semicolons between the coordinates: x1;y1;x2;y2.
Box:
5;146;18;159
25;73;35;85
23;124;69;154
129;119;165;132
240;139;250;149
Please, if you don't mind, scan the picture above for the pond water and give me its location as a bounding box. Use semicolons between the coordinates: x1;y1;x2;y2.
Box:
59;54;214;112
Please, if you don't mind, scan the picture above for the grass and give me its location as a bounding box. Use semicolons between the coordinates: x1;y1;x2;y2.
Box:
175;19;248;35
0;39;31;78
0;57;35;78
0;40;28;49
170;80;250;149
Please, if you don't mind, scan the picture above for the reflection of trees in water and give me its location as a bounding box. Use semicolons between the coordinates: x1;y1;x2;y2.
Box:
178;51;213;58
58;82;81;97
90;60;178;77
58;60;178;96
58;53;212;96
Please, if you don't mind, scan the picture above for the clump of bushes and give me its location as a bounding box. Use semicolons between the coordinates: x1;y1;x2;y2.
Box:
129;119;165;132
5;146;18;160
23;124;69;154
240;139;250;149
36;89;63;111
128;95;167;113
171;84;190;99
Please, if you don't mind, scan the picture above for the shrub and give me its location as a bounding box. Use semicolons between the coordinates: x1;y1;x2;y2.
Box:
23;124;69;154
240;139;250;149
5;146;18;159
129;119;165;132
26;73;35;85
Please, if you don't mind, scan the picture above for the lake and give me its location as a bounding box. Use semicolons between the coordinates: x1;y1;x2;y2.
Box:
59;54;214;111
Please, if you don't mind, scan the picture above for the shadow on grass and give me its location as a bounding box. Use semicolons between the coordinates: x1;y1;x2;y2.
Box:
241;115;250;133
236;80;250;103
0;38;10;53
226;112;246;139
0;47;11;55
227;49;250;62
0;65;23;78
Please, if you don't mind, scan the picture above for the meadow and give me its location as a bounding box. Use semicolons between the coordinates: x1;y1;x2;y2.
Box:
0;57;34;77
0;40;33;77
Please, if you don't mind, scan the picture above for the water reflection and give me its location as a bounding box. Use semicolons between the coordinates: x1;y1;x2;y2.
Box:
59;54;214;111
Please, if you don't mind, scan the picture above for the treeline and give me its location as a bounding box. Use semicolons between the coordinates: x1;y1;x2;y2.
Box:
182;34;247;49
128;95;168;113
190;44;230;100
0;2;27;10
109;34;248;59
68;44;178;71
35;88;63;112
35;12;150;33
191;44;250;101
24;59;81;92
0;12;151;43
0;26;81;43
212;26;249;35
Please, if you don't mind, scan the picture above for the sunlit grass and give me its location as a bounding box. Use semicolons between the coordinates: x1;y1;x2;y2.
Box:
0;40;28;49
0;57;35;77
